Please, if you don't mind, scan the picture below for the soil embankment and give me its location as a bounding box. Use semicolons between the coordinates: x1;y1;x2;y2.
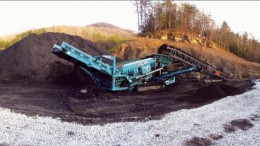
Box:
0;32;108;84
112;37;260;78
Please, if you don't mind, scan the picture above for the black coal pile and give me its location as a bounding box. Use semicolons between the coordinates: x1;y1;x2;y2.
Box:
0;32;109;84
189;83;239;103
196;84;227;99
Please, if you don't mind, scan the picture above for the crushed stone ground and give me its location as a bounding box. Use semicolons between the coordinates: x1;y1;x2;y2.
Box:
0;82;259;146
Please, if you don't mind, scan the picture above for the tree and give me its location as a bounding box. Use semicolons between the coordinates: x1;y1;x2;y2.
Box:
134;0;152;33
154;2;164;31
164;0;174;29
132;1;260;63
181;3;197;31
219;21;231;49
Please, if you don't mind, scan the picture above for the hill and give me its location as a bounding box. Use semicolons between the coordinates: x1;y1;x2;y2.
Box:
0;23;134;51
111;37;260;79
135;1;260;64
87;22;134;37
88;22;120;28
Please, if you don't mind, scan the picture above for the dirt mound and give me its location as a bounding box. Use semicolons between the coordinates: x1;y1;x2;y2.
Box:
184;136;212;146
0;32;109;83
188;83;239;103
230;119;254;130
224;119;254;133
196;84;227;98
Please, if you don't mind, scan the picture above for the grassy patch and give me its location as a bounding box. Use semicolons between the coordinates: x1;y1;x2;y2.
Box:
0;26;130;51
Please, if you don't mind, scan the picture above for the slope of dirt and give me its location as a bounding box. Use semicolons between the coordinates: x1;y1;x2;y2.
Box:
111;37;260;79
0;32;109;83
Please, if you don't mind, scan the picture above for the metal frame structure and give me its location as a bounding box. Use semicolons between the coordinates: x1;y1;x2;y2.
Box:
52;42;199;91
158;44;230;80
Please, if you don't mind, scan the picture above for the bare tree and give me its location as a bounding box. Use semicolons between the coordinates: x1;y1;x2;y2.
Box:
134;0;152;33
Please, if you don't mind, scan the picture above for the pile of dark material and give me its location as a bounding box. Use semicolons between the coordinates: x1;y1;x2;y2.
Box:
189;81;254;103
0;32;109;84
195;83;238;98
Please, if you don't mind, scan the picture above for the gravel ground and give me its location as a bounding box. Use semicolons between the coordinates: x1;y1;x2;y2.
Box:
0;82;259;146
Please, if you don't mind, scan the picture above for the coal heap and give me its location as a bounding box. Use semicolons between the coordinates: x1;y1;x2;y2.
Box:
188;83;239;103
0;32;109;83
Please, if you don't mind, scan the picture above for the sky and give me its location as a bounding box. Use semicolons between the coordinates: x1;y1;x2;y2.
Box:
189;1;260;40
0;1;137;36
0;1;260;40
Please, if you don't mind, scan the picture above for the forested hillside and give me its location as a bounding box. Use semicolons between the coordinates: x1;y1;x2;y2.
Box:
134;0;260;63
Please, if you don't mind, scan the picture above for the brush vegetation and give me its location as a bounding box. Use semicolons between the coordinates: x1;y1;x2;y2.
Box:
0;24;133;51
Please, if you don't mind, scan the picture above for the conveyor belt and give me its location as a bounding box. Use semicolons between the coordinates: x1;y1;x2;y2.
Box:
158;44;229;79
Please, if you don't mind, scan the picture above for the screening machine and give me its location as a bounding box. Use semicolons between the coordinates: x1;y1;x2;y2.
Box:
52;42;229;91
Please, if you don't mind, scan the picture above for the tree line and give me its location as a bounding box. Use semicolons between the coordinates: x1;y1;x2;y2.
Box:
134;0;260;63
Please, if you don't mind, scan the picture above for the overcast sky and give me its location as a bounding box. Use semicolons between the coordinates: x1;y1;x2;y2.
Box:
0;1;260;40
